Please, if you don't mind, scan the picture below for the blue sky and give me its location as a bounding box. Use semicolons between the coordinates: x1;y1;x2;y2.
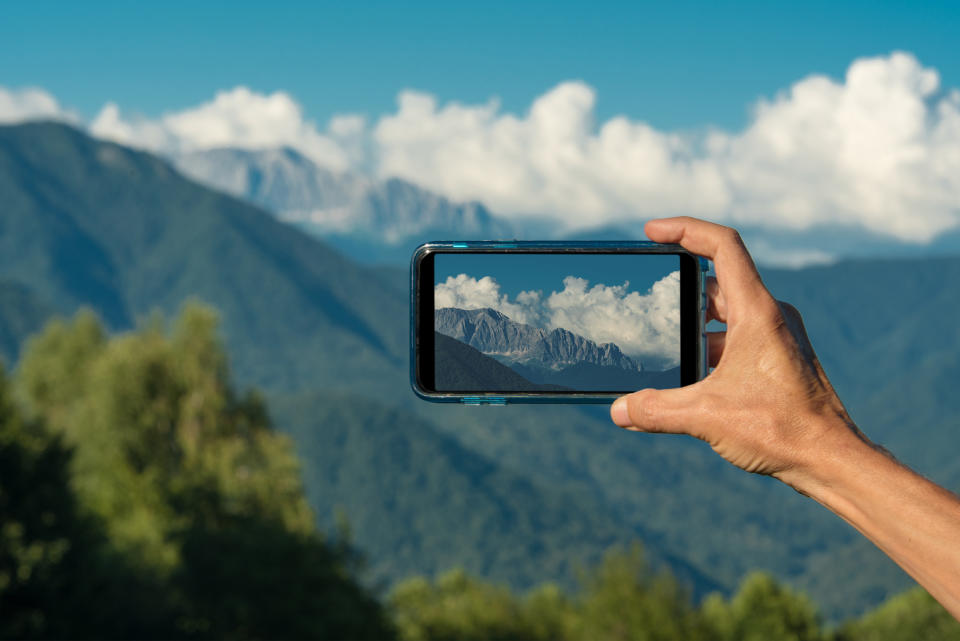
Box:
435;253;677;301
2;0;958;129
3;1;960;265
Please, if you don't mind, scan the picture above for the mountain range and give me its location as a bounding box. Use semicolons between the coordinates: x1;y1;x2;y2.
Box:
173;147;515;263
434;307;683;391
3;121;960;621
435;307;644;372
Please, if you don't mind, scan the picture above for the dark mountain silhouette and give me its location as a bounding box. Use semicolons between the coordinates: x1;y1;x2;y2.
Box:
433;332;568;392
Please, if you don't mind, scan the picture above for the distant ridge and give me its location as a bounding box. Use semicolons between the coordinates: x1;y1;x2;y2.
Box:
173;147;515;262
435;307;644;372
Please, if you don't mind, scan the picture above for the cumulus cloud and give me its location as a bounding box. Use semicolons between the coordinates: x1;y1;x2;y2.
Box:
546;272;680;366
434;272;680;365
90;87;357;170
6;51;958;246
711;52;960;241
376;52;960;242
434;274;544;326
376;84;728;225
0;86;77;124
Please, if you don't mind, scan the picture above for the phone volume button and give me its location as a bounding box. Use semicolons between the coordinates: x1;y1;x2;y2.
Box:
461;397;506;406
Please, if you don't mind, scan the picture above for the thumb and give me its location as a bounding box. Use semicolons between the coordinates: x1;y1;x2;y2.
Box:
610;386;701;435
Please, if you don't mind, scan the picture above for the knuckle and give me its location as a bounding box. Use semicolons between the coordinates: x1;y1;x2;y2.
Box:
722;227;745;248
750;294;782;325
627;390;662;430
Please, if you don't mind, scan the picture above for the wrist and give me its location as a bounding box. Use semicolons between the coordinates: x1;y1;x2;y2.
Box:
774;414;887;507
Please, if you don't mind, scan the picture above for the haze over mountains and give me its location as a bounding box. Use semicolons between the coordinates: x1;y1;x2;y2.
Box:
173;147;515;263
3;120;960;621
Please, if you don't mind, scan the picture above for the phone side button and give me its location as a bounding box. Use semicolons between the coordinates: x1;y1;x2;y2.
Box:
462;397;507;406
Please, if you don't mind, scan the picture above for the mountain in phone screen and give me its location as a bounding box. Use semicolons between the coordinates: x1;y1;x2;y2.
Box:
434;307;679;392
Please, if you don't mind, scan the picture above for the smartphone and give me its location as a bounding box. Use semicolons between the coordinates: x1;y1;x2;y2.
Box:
411;241;708;404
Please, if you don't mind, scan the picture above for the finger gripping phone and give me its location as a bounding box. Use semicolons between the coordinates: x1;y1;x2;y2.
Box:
411;241;708;404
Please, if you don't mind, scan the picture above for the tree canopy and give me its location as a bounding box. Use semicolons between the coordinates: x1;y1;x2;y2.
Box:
3;305;391;639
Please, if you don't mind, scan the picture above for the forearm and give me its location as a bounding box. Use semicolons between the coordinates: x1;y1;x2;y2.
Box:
786;422;960;619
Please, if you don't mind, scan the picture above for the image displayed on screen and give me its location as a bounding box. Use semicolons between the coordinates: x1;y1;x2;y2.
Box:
433;253;681;392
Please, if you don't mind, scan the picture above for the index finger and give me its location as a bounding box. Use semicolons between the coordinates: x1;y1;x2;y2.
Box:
645;217;770;310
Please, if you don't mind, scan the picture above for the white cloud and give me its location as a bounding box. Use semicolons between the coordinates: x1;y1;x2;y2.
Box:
374;84;729;225
90;87;357;171
434;274;544;326
5;50;958;246
712;52;960;241
434;271;680;365
0;86;77;124
545;272;680;366
375;52;960;242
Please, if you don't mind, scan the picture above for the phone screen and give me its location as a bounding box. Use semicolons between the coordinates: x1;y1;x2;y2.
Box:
426;251;687;394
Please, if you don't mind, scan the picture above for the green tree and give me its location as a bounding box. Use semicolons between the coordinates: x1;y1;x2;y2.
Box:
390;569;532;641
571;544;704;641
15;305;391;639
836;586;960;641
0;363;174;639
701;571;824;641
521;582;576;641
0;364;85;638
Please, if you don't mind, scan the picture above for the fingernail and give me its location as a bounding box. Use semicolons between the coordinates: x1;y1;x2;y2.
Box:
611;397;632;427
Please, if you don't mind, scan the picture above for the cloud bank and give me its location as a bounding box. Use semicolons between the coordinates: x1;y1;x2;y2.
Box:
89;87;361;171
377;52;960;242
0;86;77;124
3;51;959;243
435;272;680;366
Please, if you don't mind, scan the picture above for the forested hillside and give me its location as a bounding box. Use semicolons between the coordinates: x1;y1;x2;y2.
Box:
0;122;407;393
2;121;959;623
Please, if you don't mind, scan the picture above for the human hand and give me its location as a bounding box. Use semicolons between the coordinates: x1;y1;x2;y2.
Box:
610;217;872;491
609;217;960;620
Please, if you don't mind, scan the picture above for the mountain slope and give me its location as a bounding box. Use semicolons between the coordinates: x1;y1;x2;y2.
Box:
434;332;566;392
0;122;407;392
270;391;721;594
0;280;53;367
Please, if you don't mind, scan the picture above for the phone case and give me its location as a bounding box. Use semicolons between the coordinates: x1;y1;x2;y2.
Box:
410;241;709;404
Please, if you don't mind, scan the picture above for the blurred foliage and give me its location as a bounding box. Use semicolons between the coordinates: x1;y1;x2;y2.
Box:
700;571;823;641
834;587;960;641
2;303;959;639
389;545;959;641
2;305;391;639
